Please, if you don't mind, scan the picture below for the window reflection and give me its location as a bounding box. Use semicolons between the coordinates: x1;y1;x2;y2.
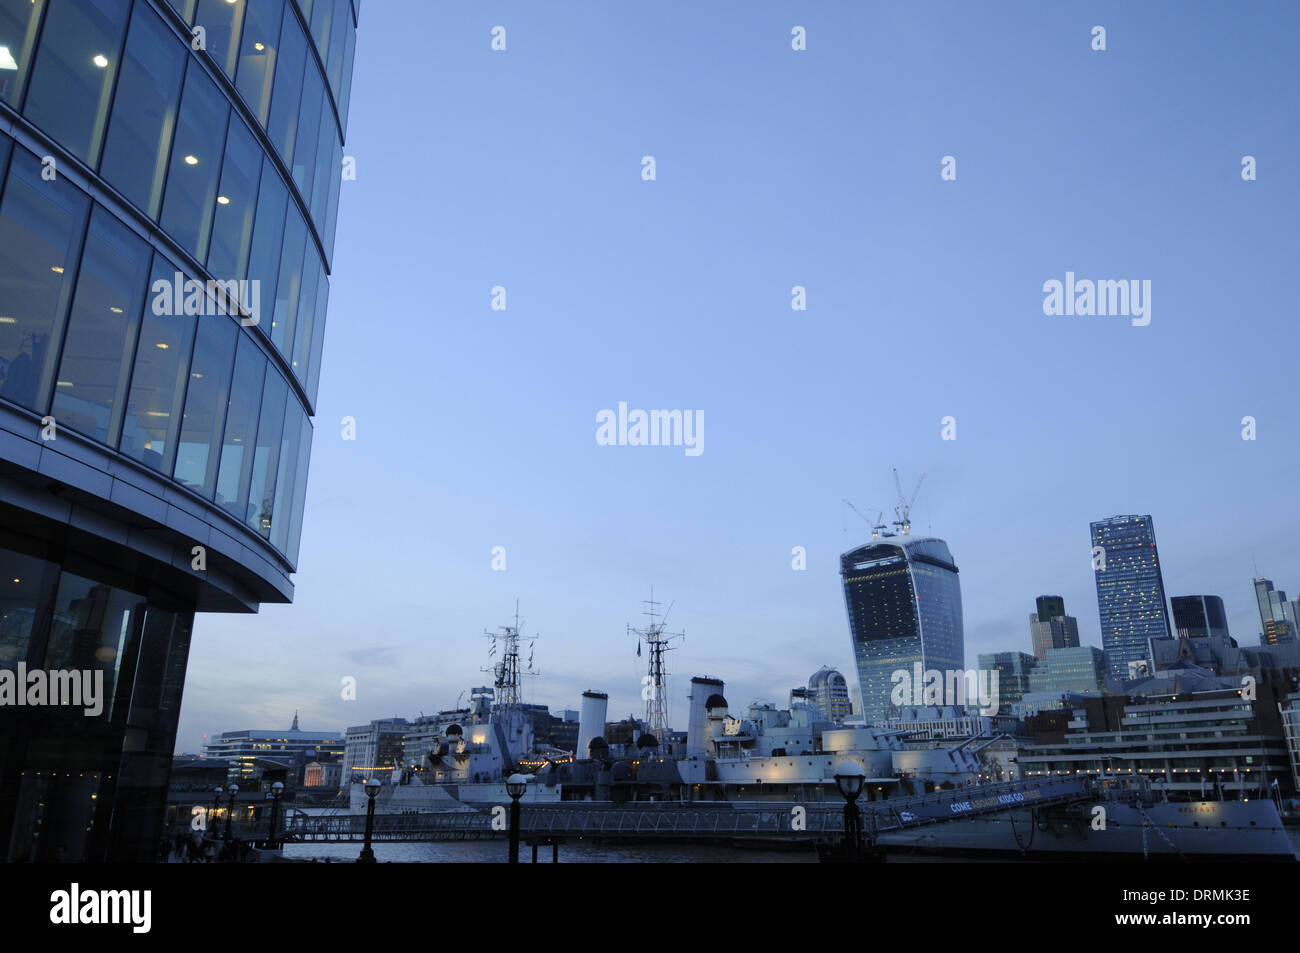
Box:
208;117;262;281
23;0;129;165
159;61;229;262
235;0;283;125
0;0;47;107
0;149;89;413
174;315;236;497
214;331;266;519
267;10;308;163
246;366;287;536
99;3;185;218
194;0;245;79
52;208;150;444
119;255;197;473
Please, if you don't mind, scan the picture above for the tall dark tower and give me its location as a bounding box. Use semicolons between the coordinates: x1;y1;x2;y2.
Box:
0;0;358;861
1090;515;1172;680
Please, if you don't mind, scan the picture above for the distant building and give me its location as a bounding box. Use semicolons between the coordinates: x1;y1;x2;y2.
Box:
1254;577;1297;645
978;651;1038;712
1091;515;1173;679
303;761;342;789
1028;646;1108;696
1171;595;1231;640
202;714;344;784
805;666;853;723
340;719;410;790
1021;685;1294;798
876;705;1020;741
1030;594;1081;660
841;535;964;724
1281;693;1300;796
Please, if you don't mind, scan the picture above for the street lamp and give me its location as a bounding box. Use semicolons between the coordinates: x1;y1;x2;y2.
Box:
210;786;223;834
224;784;239;841
265;781;285;850
506;773;528;864
834;761;867;863
358;779;381;863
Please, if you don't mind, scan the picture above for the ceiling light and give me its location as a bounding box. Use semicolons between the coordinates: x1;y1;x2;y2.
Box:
184;155;199;166
0;47;18;71
92;54;109;68
156;342;169;349
51;265;64;274
217;195;231;205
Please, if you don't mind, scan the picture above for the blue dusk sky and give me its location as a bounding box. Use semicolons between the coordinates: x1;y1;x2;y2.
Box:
174;1;1300;751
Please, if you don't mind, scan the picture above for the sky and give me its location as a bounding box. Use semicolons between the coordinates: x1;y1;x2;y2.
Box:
174;1;1300;753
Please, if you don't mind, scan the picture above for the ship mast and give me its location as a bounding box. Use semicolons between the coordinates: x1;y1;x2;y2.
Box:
482;600;538;716
628;588;685;747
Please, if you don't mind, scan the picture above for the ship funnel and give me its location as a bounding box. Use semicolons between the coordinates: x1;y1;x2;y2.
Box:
577;691;608;761
687;676;725;758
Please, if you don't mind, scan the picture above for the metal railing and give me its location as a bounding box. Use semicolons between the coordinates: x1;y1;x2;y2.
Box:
280;776;1096;843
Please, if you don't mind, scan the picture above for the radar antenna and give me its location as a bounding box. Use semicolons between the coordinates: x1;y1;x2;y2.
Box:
628;587;685;748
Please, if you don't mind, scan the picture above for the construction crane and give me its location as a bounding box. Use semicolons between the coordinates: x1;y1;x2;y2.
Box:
892;469;925;535
842;500;887;538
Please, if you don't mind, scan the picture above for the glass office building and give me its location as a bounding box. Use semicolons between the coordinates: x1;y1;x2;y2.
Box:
0;0;357;861
840;536;964;725
1090;515;1172;681
1171;594;1230;641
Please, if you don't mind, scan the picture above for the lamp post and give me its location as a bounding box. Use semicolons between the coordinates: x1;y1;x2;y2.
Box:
210;786;223;835
506;773;528;864
358;779;381;863
265;781;285;850
224;784;239;841
834;761;867;863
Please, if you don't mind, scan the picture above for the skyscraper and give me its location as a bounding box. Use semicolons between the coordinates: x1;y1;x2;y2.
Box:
841;535;964;724
1029;594;1080;660
1171;595;1231;640
1253;577;1297;645
0;0;357;861
1091;515;1172;681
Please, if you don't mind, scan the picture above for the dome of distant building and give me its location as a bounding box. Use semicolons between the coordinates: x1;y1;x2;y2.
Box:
705;694;728;710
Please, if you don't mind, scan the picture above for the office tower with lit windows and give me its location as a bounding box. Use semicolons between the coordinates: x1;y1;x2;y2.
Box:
1253;577;1297;645
0;0;358;861
841;535;964;725
1029;594;1080;660
1090;515;1172;681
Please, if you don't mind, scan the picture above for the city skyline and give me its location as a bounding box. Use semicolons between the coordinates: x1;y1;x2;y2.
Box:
175;1;1300;751
181;516;1300;745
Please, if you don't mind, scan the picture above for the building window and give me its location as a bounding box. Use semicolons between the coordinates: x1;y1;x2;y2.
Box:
98;1;185;218
0;148;89;413
0;0;49;108
51;207;150;444
119;254;197;473
159;60;230;262
23;0;130;165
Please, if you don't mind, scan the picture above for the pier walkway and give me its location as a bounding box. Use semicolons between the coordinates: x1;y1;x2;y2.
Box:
279;776;1095;844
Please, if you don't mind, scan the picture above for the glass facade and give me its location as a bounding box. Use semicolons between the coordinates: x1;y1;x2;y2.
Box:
1090;515;1172;680
0;0;357;862
841;536;965;725
1171;595;1231;641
